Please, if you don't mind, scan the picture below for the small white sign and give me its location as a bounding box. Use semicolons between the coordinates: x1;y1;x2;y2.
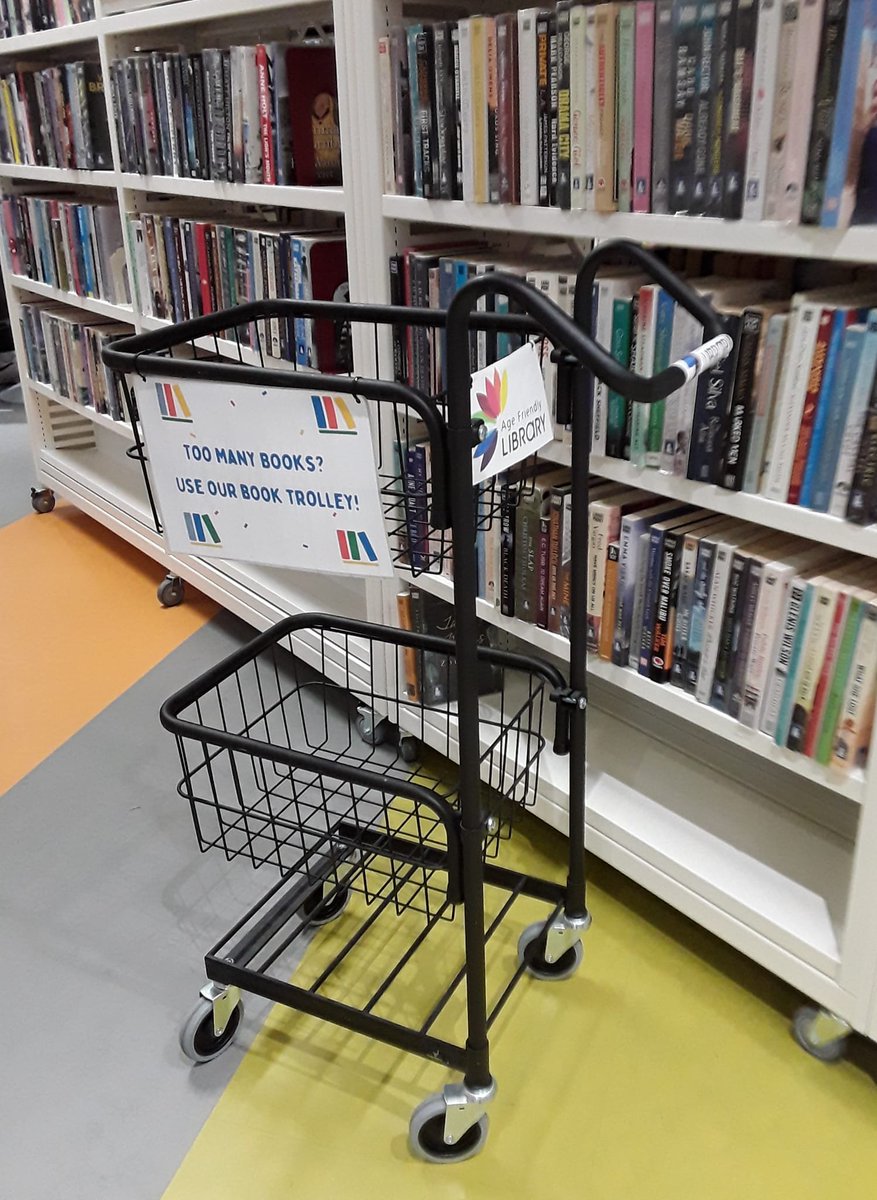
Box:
135;376;394;576
470;343;553;481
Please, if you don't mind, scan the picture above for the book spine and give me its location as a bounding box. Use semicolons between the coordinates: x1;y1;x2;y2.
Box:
695;539;736;702
801;0;850;223
569;3;588;208
650;528;682;682
558;491;574;639
415;28;438;199
776;582;823;745
486;18;500;203
671;529;702;685
710;550;749;710
802;590;850;754
775;0;825;222
611;4;634;214
728;557;764;718
830;319;877;516
799;308;856;506
741;312;789;493
786;306;835;502
630;285;656;466
452;25;463;198
647;288;675;465
500;477;516;618
606;297;634;458
594;3;617;212
471;17;489;204
652;0;675;212
548;12;559;203
808;323;866;511
760;576;810;736
741;0;783;220
671;0;700;211
536;11;552;205
633;1;656;212
662;305;702;474
761;302;822;501
689;0;717;214
846;382;877;525
432;24;452;201
763;0;802;219
688;313;741;483
536;513;551;628
820;0;871;227
591;280;613;457
638;525;667;674
815;596;863;762
614;517;643;665
629;530;653;669
407;26;424;196
831;603;877;772
722;0;758;217
599;542;621;659
255;46;275;185
555;2;572;208
740;563;791;727
518;9;540;206
703;0;732;214
390;27;413;195
721;308;763;490
685;536;718;691
458;20;474;201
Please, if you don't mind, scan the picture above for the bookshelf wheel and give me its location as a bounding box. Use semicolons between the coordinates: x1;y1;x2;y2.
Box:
518;921;584;982
399;736;419;764
179;996;243;1064
792;1007;850;1063
303;884;350;927
30;488;55;514
158;575;186;608
355;709;390;747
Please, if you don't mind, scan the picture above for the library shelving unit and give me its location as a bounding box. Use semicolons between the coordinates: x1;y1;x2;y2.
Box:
4;0;877;1057
340;0;877;1058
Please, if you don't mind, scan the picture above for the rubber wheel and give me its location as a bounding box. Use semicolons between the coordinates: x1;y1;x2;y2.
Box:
179;997;244;1064
30;488;55;514
303;884;350;927
409;1094;489;1164
399;736;419;764
355;712;389;747
517;920;584;982
158;575;185;608
792;1006;848;1063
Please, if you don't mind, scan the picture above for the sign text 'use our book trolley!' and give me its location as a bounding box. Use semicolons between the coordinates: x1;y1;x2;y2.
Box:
103;240;730;1164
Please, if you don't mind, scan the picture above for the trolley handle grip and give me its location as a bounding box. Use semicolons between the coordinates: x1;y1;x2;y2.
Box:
571;240;733;407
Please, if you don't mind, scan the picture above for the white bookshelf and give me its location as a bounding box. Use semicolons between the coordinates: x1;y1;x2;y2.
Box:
4;0;877;1049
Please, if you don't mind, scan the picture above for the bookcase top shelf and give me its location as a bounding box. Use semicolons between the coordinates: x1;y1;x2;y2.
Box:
538;443;877;560
101;0;328;36
0;20;99;56
120;174;346;213
383;195;877;266
400;568;866;807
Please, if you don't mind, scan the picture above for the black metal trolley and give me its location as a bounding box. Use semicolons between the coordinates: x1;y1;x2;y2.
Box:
104;241;729;1164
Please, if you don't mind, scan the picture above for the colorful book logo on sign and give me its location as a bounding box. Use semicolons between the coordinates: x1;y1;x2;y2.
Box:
311;394;356;434
336;530;378;565
184;513;221;546
156;382;192;422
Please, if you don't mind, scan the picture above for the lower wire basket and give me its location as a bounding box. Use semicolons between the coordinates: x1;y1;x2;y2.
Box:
161;613;571;926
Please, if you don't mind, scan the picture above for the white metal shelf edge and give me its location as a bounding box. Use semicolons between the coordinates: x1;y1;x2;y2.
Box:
9;275;135;323
120;173;346;213
102;0;327;35
382;194;877;264
27;377;135;442
0;19;99;55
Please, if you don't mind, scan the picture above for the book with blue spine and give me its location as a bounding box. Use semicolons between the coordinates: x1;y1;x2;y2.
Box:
829;312;877;515
802;320;868;509
773;581;817;745
820;0;873;227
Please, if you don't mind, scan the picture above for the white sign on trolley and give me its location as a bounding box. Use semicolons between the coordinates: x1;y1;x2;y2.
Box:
470;343;554;481
135;376;394;577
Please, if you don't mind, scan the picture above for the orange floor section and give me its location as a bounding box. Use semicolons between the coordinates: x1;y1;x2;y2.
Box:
0;504;217;794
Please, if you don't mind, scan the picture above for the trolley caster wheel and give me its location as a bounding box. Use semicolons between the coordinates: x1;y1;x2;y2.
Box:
179;996;244;1064
518;920;584;982
303;884;350;927
157;574;186;608
409;1093;489;1165
399;735;419;764
356;709;391;747
30;487;55;514
792;1006;850;1063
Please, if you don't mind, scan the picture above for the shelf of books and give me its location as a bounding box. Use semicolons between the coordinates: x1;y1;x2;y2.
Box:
364;0;877;1032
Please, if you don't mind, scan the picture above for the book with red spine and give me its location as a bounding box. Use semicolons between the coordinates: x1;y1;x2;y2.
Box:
193;221;213;315
632;0;655;213
256;44;276;185
285;45;341;186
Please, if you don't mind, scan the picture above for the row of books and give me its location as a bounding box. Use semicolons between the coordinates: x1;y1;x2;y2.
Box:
126;210;349;373
0;61;111;170
591;270;877;526
406;465;875;772
379;1;877;229
1;193;130;307
19;300;131;421
0;0;93;37
110;43;341;187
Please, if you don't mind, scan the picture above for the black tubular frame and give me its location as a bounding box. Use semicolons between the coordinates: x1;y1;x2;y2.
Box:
108;239;729;1101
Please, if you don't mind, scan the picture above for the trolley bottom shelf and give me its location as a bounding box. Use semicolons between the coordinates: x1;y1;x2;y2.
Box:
196;824;571;1074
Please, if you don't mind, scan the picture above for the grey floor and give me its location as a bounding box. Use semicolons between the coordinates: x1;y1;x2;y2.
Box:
0;409;285;1198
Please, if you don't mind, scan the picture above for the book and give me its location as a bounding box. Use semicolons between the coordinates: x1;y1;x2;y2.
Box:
651;0;674;212
285;45;341;186
741;0;783;220
593;2;618;211
831;599;877;771
615;2;636;213
740;313;789;494
801;0;851;223
555;1;573;208
821;0;877;228
599;542;622;660
721;0;759;217
815;592;870;761
518;8;541;206
632;1;656;212
829;312;877;516
569;2;589;208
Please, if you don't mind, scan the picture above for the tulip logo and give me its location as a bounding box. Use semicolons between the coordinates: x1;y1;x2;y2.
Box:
473;367;508;473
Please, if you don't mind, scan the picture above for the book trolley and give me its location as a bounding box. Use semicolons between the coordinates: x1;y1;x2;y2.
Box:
104;240;729;1163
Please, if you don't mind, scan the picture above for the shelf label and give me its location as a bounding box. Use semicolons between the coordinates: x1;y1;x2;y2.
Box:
135;377;394;576
470;342;553;481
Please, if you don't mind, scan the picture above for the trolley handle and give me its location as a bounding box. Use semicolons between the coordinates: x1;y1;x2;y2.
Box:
572;239;733;405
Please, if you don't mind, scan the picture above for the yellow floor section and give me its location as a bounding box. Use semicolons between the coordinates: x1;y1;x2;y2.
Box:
0;505;216;794
164;816;877;1200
